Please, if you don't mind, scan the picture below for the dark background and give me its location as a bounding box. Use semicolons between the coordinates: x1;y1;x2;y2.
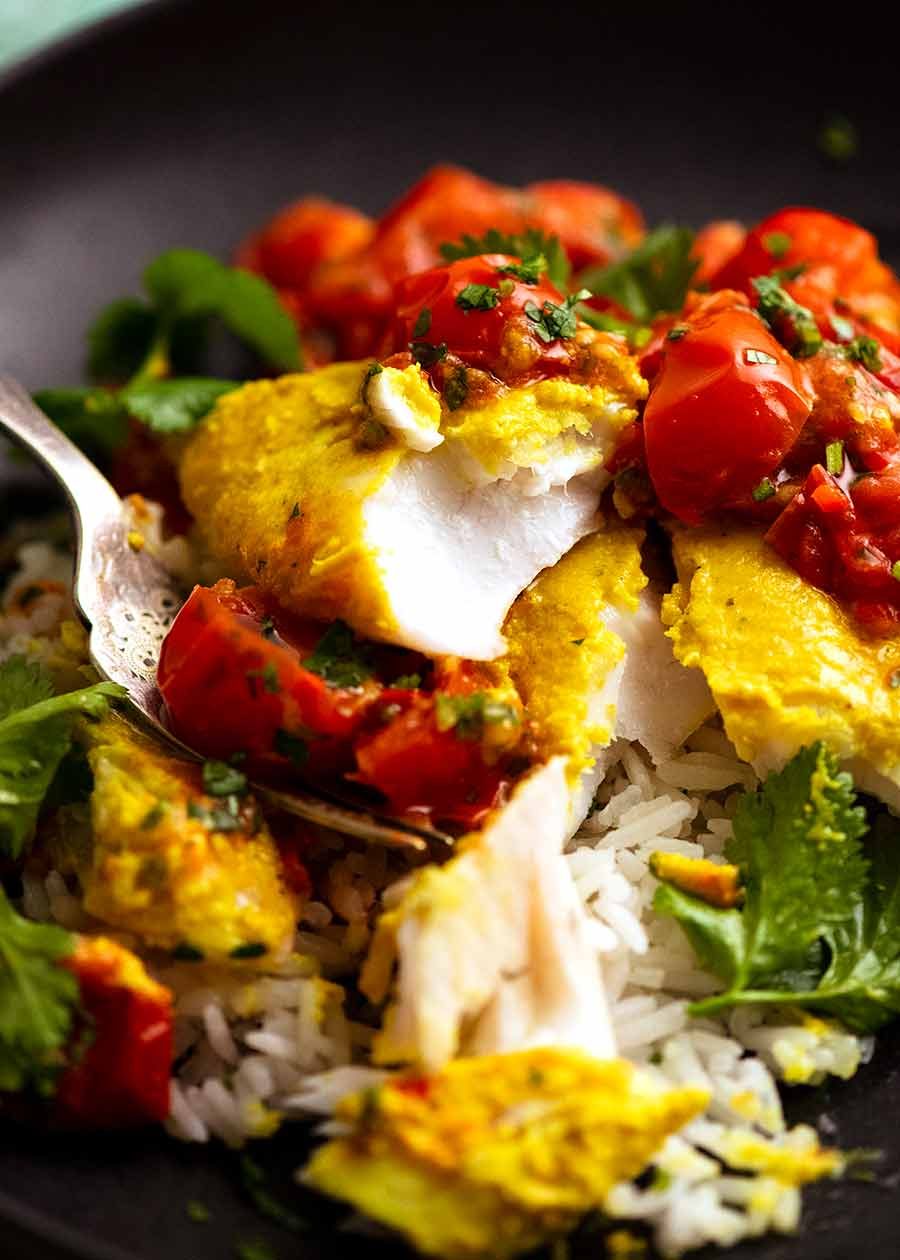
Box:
1;1;900;1257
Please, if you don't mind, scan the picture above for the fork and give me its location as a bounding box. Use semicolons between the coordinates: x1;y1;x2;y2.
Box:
0;375;448;850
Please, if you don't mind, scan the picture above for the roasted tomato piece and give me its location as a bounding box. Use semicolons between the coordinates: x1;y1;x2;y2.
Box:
353;690;509;826
787;350;900;475
711;207;881;296
767;462;900;634
643;300;813;522
236;197;374;290
690;220;746;286
158;580;379;773
56;937;172;1128
388;254;577;383
525;179;643;270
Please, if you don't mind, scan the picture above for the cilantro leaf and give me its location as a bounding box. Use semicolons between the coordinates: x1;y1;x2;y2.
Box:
653;744;900;1032
455;283;501;313
577;226;698;324
202;760;248;798
439;228;570;290
86;298;158;383
841;335;883;374
496;255;547;284
0;888;78;1096
524;290;590;344
752;275;823;358
303;621;375;689
0;657;123;858
120;377;238;434
143;249;302;372
434;692;519;741
32;387;130;463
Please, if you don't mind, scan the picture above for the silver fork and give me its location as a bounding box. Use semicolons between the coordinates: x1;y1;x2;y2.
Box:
0;375;448;850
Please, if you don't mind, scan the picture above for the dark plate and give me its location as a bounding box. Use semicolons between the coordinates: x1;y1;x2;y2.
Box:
2;2;900;1256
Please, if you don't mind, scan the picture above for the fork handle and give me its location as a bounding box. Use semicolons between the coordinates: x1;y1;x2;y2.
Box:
0;375;125;627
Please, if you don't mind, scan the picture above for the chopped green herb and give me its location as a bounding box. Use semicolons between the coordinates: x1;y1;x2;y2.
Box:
140;802;167;830
356;417;389;450
444;366;469;411
439;228;570;289
273;729;309;766
289;501;301;520
412;309;432;338
186;1201;211;1223
524;290;590;344
236;1241;278;1260
818;112;858;164
571;638;585;646
187;799;244;833
497;278;515;298
496;254;547;284
410;340;448;368
391;673;422;690
654;743;900;1032
434;692;519;740
892;561;900;582
362;362;383;390
230;942;267;960
260;615;276;640
577;226;698;324
826;441;845;475
752;275;823;358
0;889;79;1096
0;657;122;859
890;670;900;689
751;478;776;503
455;283;501;313
762;231;792;260
843;336;883;374
667;326;688;341
303;620;375;689
172;942;205;962
239;1155;307;1233
202;760;248;797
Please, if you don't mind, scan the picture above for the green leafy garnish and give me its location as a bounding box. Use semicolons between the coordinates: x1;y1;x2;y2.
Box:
762;231;792;260
32;387;130;463
752;275;823;358
577;226;698;324
496;255;547;284
410;340;448;368
412;309;432;338
455;283;501;313
524;290;591;344
439;228;570;290
434;692;519;741
239;1154;307;1233
0;889;79;1096
654;744;900;1032
273;729;308;765
826;440;844;475
202;760;248;798
842;335;883;374
37;247;301;458
118;377;239;435
0;657;122;859
303;621;375;689
751;478;776;502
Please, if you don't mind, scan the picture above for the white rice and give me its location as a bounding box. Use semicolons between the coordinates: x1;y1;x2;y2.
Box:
1;530;861;1256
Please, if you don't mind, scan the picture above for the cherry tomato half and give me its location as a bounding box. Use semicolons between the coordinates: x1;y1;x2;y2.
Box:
643;301;813;522
389;253;575;382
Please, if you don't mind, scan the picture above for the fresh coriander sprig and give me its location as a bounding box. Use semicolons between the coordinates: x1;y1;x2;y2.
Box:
654;743;900;1033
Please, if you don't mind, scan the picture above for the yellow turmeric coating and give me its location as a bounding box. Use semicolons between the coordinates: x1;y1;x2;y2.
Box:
662;527;900;783
493;524;646;777
50;715;298;963
179;363;405;641
650;852;743;908
304;1047;708;1260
